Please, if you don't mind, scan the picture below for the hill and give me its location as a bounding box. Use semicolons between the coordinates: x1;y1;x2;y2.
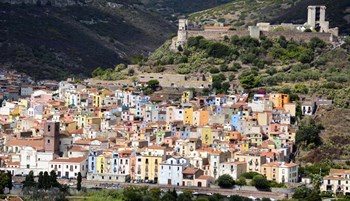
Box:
0;1;176;80
189;0;350;34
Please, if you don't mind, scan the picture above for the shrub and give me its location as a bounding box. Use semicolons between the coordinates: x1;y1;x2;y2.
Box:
216;174;235;188
209;67;220;74
251;175;269;190
241;172;260;179
220;64;229;72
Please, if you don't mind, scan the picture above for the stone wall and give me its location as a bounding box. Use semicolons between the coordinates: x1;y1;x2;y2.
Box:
188;30;250;40
138;73;212;89
261;31;332;42
187;29;333;43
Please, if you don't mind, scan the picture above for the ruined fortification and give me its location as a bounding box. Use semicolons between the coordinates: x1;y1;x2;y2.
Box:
171;5;339;50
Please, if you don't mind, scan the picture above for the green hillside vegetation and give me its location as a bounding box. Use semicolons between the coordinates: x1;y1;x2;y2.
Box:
146;35;350;107
189;0;350;34
0;1;175;80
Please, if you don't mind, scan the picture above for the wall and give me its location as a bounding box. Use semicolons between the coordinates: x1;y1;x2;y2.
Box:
186;29;333;43
187;30;250;40
261;31;332;42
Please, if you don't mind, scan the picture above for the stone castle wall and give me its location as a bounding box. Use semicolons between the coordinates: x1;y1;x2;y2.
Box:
261;31;332;42
187;29;333;43
187;30;249;40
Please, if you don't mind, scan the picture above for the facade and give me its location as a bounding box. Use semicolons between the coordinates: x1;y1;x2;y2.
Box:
159;157;189;186
261;162;298;183
321;169;350;195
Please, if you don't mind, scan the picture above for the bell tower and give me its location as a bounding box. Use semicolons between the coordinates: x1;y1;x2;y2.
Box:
44;121;60;154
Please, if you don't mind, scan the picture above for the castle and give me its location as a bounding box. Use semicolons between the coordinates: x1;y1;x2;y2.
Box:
171;5;339;50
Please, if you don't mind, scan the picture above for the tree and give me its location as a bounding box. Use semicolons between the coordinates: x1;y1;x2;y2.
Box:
293;185;321;201
128;68;135;76
228;74;235;81
50;170;60;188
160;190;176;201
7;171;12;193
77;172;82;191
147;80;160;91
296;117;323;147
210;67;220;74
149;187;161;200
38;171;44;189
311;174;323;191
115;64;127;72
23;170;36;188
43;171;50;190
216;174;235;188
0;172;9;194
251;175;269;190
220;64;229;72
91;67;104;77
123;186;143;201
236;176;247;187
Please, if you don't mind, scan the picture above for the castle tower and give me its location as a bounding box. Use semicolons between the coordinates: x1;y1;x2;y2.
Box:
44;121;60;154
176;18;188;48
307;5;329;32
307;6;316;28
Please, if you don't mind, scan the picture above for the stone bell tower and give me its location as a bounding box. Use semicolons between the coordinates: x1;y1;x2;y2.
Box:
44;121;60;154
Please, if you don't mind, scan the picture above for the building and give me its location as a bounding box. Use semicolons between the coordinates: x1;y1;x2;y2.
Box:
219;161;247;180
261;162;298;183
48;157;87;178
321;169;350;195
159;157;189;186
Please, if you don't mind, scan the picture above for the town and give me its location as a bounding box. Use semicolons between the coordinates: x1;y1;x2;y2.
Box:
0;68;346;200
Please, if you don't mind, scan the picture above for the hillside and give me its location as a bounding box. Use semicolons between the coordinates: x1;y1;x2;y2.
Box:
0;1;176;80
189;0;350;34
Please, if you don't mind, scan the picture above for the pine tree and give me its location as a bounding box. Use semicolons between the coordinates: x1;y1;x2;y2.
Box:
77;172;82;191
23;170;36;188
38;172;44;189
7;171;12;193
43;171;50;190
50;170;60;188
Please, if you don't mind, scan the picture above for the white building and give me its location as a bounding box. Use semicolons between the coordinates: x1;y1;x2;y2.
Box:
159;157;189;186
48;157;87;178
219;161;247;180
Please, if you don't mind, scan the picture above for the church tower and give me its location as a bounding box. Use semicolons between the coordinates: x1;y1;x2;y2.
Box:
44;121;60;154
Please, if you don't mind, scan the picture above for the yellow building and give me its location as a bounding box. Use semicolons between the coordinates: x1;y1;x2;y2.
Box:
96;154;108;174
261;162;298;183
234;152;267;173
257;112;269;126
270;94;289;108
201;126;212;146
283;103;296;117
240;139;250;152
181;91;193;104
184;107;194;125
140;146;166;182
